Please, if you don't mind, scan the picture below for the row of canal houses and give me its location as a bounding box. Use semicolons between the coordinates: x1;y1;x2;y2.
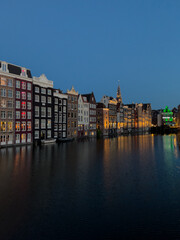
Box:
0;61;152;147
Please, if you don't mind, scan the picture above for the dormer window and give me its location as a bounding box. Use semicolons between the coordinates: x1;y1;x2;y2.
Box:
1;62;8;72
21;68;27;77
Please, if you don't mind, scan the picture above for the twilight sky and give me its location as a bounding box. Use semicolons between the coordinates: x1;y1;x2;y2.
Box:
0;0;180;109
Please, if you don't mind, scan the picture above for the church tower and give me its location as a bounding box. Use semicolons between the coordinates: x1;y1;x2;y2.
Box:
116;81;122;103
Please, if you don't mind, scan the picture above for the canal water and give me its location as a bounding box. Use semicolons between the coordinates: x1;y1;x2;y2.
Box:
0;134;180;240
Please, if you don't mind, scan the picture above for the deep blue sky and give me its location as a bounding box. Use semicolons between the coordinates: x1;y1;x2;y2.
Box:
0;0;180;109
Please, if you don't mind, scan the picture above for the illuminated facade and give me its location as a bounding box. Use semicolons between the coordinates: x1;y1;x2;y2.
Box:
0;60;33;146
177;105;180;127
67;86;78;138
96;103;109;136
78;94;89;137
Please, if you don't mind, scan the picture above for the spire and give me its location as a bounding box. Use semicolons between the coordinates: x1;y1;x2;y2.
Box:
116;80;122;103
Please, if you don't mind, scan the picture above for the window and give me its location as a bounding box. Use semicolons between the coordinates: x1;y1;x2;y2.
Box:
41;88;46;94
47;130;51;138
27;93;31;100
7;111;12;119
16;122;20;131
1;111;5;119
22;102;26;109
21;69;26;77
27;133;31;142
55;98;58;104
22;92;26;99
27;83;31;90
63;114;66;122
35;119;39;129
41;96;46;103
27;112;31;119
47;89;52;95
16;134;20;141
16;111;20;119
8;79;13;87
63;100;66;105
48;97;51;103
22;82;26;89
35;95;39;102
63;106;66;113
1;78;6;86
47;120;51;129
48;108;51;117
27;102;31;109
16;81;20;88
35;106;39;117
27;122;31;131
1;121;6;132
21;122;26;131
35;131;39;139
16;101;20;109
2;63;7;72
63;124;66;130
16;91;20;99
41;119;46;129
21;134;26;142
55;105;58;112
1;89;6;97
8;90;13;98
41;107;46;117
7;122;13;131
35;87;39;93
22;112;26;119
1;99;6;108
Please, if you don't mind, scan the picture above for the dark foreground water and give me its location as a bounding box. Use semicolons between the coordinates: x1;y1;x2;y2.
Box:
0;135;180;240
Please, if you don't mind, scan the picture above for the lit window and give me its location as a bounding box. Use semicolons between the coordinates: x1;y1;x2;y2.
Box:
1;78;6;86
1;121;6;132
22;82;26;89
21;122;26;131
16;122;20;131
22;112;26;119
22;102;26;109
27;122;31;131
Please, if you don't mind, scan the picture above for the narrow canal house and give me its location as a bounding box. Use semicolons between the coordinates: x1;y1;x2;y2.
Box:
67;86;78;139
33;74;54;143
78;94;89;137
0;60;33;146
53;89;68;140
82;92;96;137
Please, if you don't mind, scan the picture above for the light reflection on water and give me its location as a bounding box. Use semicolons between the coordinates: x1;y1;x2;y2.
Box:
0;135;180;239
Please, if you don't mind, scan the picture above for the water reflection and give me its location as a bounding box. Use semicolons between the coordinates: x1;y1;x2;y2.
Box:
0;135;180;239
